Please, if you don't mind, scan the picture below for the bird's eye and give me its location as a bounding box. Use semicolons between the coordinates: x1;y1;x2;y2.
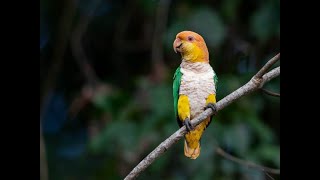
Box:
187;36;194;41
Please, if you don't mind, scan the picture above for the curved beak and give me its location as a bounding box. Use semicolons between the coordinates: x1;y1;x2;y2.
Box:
173;38;182;53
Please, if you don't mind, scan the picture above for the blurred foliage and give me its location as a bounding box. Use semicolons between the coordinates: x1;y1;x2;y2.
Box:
250;0;280;43
165;7;226;49
40;0;280;179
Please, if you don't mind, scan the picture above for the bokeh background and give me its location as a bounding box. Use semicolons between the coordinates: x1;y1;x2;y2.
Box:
40;0;280;179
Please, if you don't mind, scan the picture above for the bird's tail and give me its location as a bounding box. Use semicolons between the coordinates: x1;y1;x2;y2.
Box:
184;140;201;159
183;116;212;159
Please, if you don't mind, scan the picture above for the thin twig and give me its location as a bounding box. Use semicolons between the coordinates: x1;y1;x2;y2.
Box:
151;0;171;64
254;53;280;79
112;0;151;52
70;0;102;86
124;54;280;180
40;2;76;179
261;88;280;97
265;172;275;180
149;0;171;83
40;0;77;107
40;124;48;180
68;0;104;118
215;147;280;174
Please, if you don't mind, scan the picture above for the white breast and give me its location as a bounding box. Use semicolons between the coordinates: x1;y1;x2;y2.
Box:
179;67;216;119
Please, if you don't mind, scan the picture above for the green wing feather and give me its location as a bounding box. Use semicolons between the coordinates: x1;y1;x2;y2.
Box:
213;70;218;91
209;71;218;124
173;66;182;127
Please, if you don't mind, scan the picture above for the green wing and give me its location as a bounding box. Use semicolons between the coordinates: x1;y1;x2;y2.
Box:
209;71;218;124
213;70;218;91
173;66;182;127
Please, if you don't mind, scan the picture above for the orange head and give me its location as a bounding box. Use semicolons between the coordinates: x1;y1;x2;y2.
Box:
173;31;209;63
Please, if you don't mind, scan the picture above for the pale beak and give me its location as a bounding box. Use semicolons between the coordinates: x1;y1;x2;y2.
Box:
173;38;182;53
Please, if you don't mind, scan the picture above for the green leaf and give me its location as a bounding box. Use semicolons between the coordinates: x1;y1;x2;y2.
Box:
220;0;241;22
221;159;236;175
187;7;226;47
250;1;280;42
248;116;275;143
89;121;139;154
165;7;226;51
137;0;157;14
253;144;280;167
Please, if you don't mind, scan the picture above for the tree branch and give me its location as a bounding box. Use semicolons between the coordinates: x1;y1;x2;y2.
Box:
40;124;48;180
215;147;280;174
124;54;280;180
254;53;279;79
261;88;280;97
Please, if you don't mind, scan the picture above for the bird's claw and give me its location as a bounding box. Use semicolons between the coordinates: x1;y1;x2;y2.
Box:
204;103;217;115
183;118;194;131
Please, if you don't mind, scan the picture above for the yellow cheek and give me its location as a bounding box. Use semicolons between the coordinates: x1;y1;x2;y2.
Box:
181;42;202;62
182;43;196;60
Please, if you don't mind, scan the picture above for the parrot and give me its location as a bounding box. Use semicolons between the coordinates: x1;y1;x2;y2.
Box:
172;31;218;159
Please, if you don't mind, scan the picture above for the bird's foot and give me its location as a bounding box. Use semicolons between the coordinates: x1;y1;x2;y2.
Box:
204;103;217;115
183;118;194;132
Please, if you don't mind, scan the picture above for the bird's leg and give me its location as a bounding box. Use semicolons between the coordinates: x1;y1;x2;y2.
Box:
204;103;217;115
183;117;194;131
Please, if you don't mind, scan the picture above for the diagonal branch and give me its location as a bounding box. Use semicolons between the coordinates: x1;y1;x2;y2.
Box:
124;54;280;180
